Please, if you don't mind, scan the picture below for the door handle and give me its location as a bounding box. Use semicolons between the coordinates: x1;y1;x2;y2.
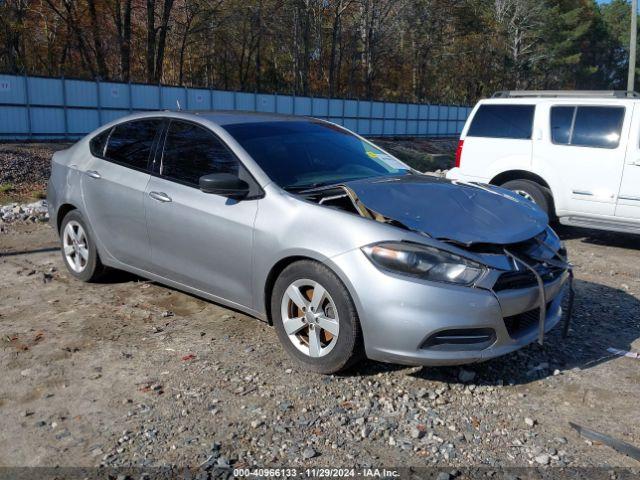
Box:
630;160;640;166
85;170;101;179
149;191;172;203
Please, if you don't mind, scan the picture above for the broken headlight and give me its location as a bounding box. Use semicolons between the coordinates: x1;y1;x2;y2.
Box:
362;242;485;285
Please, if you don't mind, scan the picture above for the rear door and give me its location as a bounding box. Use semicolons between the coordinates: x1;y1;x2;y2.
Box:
81;118;162;270
144;120;259;307
459;103;534;180
533;104;627;217
616;102;640;221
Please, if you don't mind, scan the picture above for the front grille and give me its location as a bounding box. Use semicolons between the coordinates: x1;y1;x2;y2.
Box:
493;265;565;291
503;302;552;339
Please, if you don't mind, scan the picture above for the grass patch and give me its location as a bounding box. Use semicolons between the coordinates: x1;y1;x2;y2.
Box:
0;183;14;193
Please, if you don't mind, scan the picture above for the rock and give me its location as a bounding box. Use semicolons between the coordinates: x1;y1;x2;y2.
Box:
302;447;317;459
250;420;264;429
534;453;550;465
524;417;535;427
410;427;425;439
458;369;476;382
436;473;451;480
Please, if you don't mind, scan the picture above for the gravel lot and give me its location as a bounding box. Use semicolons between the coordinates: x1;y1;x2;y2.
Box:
0;143;639;475
1;221;639;474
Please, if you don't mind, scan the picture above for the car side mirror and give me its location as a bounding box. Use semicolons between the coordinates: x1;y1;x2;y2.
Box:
199;173;250;198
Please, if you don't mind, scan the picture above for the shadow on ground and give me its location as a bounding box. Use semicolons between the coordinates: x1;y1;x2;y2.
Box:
555;225;640;251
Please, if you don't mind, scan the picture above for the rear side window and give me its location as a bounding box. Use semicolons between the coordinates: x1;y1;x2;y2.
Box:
550;106;624;149
105;119;162;170
89;128;111;157
550;107;574;144
467;104;534;139
161;121;240;186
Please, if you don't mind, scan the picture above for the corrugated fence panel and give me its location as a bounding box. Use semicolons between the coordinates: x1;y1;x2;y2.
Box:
0;75;26;104
65;79;97;107
131;84;158;110
0;74;469;139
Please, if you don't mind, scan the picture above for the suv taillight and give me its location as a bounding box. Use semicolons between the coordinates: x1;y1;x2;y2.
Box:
455;140;464;168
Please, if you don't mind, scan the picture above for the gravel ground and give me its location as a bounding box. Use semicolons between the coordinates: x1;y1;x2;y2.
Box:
1;222;639;474
0;144;69;202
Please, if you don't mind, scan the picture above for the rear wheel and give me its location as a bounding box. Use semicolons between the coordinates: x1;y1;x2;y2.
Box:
271;260;364;374
501;179;554;219
59;210;105;282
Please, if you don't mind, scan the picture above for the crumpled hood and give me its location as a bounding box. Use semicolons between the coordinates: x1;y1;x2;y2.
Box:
343;175;548;245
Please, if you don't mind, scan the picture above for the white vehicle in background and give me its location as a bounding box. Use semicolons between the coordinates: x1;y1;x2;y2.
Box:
447;91;640;234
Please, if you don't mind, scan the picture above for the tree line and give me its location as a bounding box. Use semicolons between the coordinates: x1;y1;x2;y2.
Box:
0;0;637;104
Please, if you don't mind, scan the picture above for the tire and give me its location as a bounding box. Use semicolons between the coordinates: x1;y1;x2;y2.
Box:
59;210;106;282
271;260;364;374
501;179;554;219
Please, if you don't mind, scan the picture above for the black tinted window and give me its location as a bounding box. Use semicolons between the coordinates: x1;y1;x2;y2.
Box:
105;119;161;169
467;104;535;139
162;121;239;185
550;106;574;144
90;128;111;157
572;106;624;148
549;106;624;148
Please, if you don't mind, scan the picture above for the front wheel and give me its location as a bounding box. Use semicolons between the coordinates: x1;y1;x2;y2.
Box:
271;260;364;374
59;210;106;282
501;179;554;219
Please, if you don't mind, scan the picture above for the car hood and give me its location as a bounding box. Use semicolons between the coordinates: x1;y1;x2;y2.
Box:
342;175;548;245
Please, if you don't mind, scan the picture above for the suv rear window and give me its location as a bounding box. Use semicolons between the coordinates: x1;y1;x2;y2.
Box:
551;106;624;149
105;119;162;170
467;104;534;139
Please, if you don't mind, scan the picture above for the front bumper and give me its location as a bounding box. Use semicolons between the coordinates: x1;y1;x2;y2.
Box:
331;248;570;366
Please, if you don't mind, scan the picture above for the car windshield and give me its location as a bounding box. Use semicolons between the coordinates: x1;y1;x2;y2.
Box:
222;120;411;190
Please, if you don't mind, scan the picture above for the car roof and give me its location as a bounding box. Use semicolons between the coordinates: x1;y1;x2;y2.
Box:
198;110;312;125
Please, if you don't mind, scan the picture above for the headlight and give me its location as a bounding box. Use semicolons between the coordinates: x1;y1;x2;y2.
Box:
361;242;485;285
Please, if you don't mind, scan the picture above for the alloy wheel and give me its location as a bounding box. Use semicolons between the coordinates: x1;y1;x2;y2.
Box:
514;189;536;204
63;220;89;273
280;279;340;358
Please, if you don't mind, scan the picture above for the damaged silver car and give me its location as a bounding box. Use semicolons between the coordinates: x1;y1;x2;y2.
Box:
47;111;572;373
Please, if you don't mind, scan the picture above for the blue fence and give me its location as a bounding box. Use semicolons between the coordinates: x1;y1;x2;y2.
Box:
0;73;470;140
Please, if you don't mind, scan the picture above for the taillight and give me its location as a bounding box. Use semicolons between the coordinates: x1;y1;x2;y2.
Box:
454;140;464;168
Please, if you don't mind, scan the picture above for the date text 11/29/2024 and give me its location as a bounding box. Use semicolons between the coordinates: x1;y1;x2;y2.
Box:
232;468;400;477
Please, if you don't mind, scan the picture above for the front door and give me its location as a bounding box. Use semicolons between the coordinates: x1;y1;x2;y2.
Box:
533;104;628;217
616;103;640;221
81;118;162;270
144;120;259;308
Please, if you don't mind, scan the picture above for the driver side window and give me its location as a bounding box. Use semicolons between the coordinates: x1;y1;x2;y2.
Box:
161;120;240;186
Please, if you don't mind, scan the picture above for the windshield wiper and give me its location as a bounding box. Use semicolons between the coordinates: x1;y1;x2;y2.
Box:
285;181;342;193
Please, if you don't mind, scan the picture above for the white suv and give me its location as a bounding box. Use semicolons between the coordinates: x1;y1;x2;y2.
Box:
447;91;640;234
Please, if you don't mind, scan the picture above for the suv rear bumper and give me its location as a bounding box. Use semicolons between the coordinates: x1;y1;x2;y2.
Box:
445;168;488;183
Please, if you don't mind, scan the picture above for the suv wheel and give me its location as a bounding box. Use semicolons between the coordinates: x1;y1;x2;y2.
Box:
501;179;554;219
60;210;105;282
271;260;364;374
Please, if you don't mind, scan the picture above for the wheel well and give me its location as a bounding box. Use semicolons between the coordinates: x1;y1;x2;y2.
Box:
56;204;77;232
490;170;551;190
263;255;318;326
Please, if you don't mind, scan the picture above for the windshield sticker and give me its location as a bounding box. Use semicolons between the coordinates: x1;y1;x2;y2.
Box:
366;151;378;158
377;154;406;169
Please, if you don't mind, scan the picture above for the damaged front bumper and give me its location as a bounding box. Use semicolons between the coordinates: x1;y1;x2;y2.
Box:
331;248;571;366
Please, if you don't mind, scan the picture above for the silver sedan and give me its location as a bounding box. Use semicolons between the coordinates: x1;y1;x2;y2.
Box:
47;111;571;373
